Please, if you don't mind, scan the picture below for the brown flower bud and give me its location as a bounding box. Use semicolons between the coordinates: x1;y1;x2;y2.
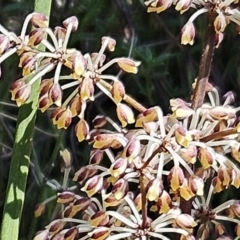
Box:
175;126;192;148
57;191;75;204
214;13;227;33
111;80;125;103
33;230;49;240
199;146;216;169
80;77;94;101
28;28;44;46
48;82;62;107
90;150;104;165
62;16;79;32
0;34;10;54
156;190;172;214
146;178;163;201
51;107;72;129
69;94;86;118
11;83;31;106
73;166;97;183
93;133;124;149
143;106;159;122
110;157;128;178
81;175;104;197
146;0;172;13
88;227;110;240
117;57;141;74
112;178;129;200
38;94;52;112
34;203;45;217
179;144;197;164
46;219;65;235
168;166;185;191
175;214;197;233
103;192;122;207
64;227;78;240
72;197;91;213
75;119;90;142
188;176;204;196
72;52;87;76
92;115;107;128
90;211;109;227
54;27;66;40
101;36;116;52
175;0;192;14
116;103;135;127
181;21;195;45
123;138;141;163
31;13;48;28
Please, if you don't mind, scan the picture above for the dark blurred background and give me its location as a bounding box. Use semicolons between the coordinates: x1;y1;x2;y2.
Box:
0;0;240;239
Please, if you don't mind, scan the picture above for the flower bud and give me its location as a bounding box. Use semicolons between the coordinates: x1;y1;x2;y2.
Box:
92;115;107;128
73;166;97;183
81;175;104;197
181;21;195;45
31;13;48;28
90;150;104;165
69;94;86;118
57;191;75;204
146;178;163;201
214;13;227;33
60;149;72;168
175;214;197;233
103;192;122;207
54;27;66;40
48;82;63;106
168;166;185;191
110;157;128;178
90;211;109;227
199;146;216;169
11;83;31;106
34;203;45;217
33;230;49;240
111;80;125;103
156;190;172;214
72;198;91;213
88;227;110;240
173;106;194;119
175;0;192;14
91;52;106;67
64;227;78;240
146;0;172;13
117;57;141;74
112;178;129;200
0;34;10;54
123;138;141;163
38;94;52;112
72;52;87;76
51;107;72;129
101;36;116;52
46;219;65;235
116;103;135;127
175;126;192;148
80;77;94;101
179;144;197;164
63;16;79;32
28;28;44;46
75;119;90;142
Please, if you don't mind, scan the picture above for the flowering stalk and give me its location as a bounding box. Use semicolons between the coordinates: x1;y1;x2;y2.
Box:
191;12;217;110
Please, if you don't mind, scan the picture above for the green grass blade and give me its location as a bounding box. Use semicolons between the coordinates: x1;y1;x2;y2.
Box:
0;1;52;239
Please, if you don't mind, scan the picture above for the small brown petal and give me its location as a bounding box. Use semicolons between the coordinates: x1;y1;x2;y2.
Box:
168;166;185;191
199;146;216;169
112;178;129;200
103;192;122;207
69;94;86;118
51;107;72;129
64;227;79;240
175;126;192;148
90;150;104;165
179;144;197;164
123;138;141;163
92;115;107;128
13;84;31;106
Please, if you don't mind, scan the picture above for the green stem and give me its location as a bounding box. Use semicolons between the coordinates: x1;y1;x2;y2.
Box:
0;1;52;240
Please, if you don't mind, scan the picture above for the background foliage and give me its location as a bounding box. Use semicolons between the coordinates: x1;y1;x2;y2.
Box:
0;0;240;239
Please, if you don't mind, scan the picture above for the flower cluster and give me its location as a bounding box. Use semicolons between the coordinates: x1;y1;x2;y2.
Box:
34;84;240;239
0;12;142;141
145;0;240;45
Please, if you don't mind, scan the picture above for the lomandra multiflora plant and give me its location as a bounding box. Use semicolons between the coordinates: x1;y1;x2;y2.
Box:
1;0;240;239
